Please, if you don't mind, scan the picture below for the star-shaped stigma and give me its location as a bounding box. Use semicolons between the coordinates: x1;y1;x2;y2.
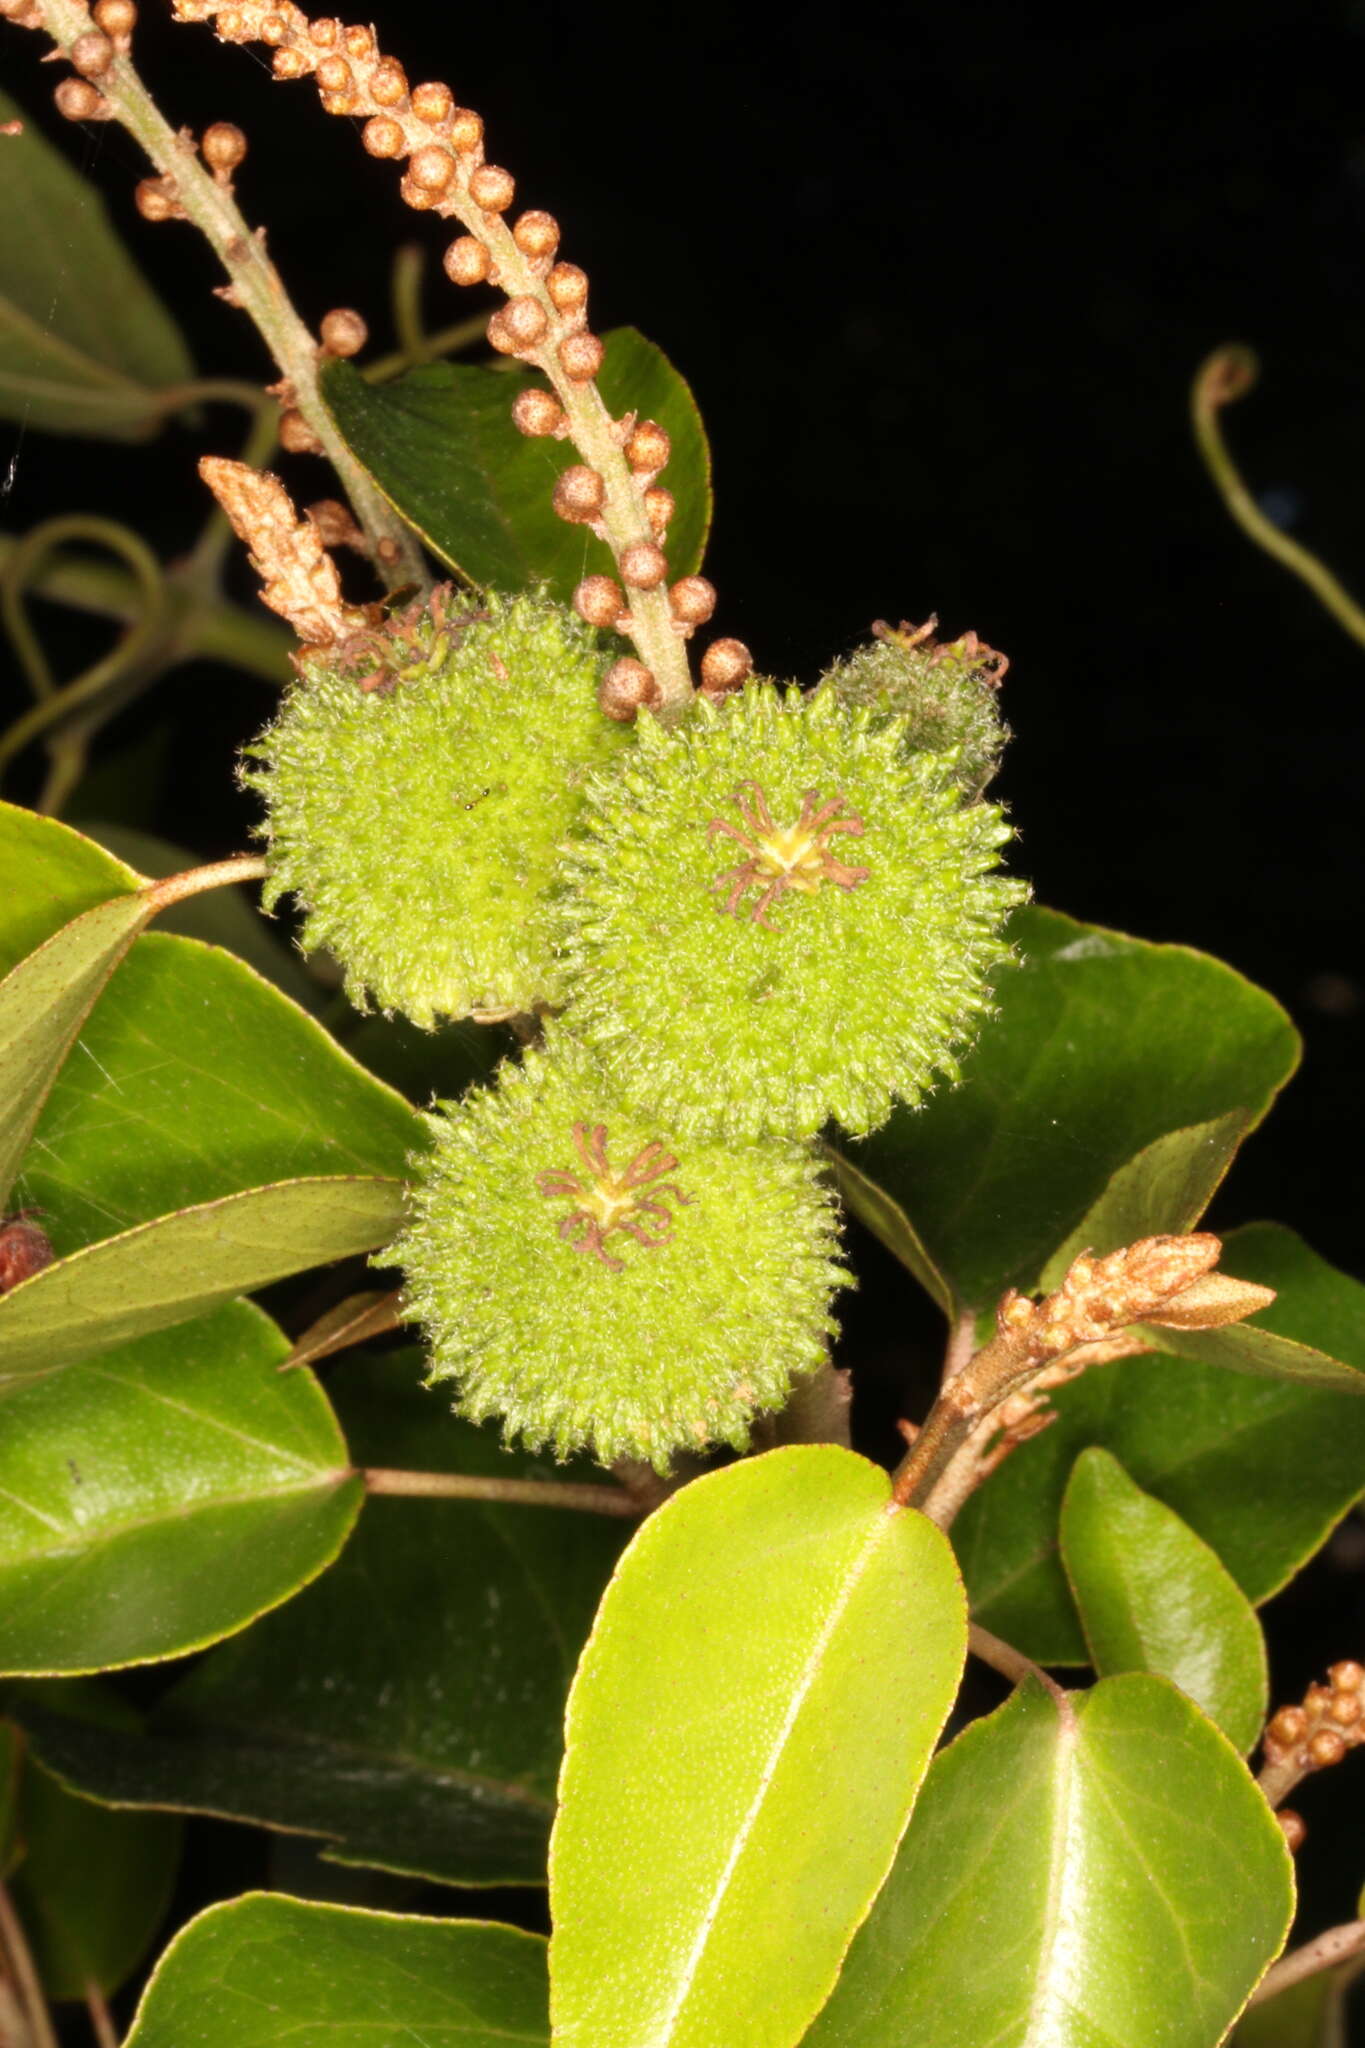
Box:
708;781;870;929
535;1122;695;1272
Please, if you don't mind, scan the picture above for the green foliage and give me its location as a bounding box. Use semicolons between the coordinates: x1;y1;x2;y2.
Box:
396;1031;846;1466
556;682;1024;1139
550;1448;966;2048
244;590;628;1025
321;327;710;598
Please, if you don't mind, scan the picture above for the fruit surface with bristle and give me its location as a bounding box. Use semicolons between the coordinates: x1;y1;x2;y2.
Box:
815;618;1009;798
554;681;1027;1139
391;1031;848;1469
241;590;627;1025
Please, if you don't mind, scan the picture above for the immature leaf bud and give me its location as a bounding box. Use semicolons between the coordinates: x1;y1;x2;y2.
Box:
54;76;106;120
368;56;408;105
699;637;752;695
410;80;454;123
469;164;515;212
92;0;136;37
319;306;367;357
625;418;670;472
553;466;606;523
670;576;717;626
201;120;247;173
70;29;113;73
599;657;659;720
559;331;604;382
513;209;559;260
511;388;564;437
619;540;667;590
448;107;484;153
574;575;626;628
1145;1270;1276;1330
362;115;405;158
547;262;588;313
444;238;490;289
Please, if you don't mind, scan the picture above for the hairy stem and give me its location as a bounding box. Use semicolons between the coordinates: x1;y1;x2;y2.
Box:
31;0;425;587
84;1981;119;2048
363;1467;640;1517
1256;1751;1307;1809
968;1622;1069;1703
1248;1920;1365;2007
143;853;268;908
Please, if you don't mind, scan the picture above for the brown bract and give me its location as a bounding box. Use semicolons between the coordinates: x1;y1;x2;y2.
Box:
199;455;351;647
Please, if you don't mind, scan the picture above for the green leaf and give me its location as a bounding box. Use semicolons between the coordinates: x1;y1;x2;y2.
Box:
844;907;1299;1312
1232;1975;1336;2048
956;1224;1365;1661
321;327;711;598
1061;1446;1268;1752
0;1175;407;1372
12;1354;626;1887
805;1675;1294;2048
0;801;139;974
124;1895;548;2048
0;1300;362;1673
0;90;193;438
549;1445;966;2048
10;1711;181;1999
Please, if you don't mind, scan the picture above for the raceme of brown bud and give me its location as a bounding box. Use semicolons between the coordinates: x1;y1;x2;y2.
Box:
92;0;136;37
279;407;322;454
469;163;515;212
54;76;107;120
670;576;716;626
70;29;113;74
407;144;454;194
449;107;484;153
443;236;490;287
368;56;407;104
644;486;674;536
490;296;548;354
599;657;660;720
559;331;605;382
319;306;367;357
135;175;180;221
574;575;626;628
512;388;564;437
625;419;671;472
362;116;405;158
201;120;247;173
619;540;668;590
553;466;606;524
700;637;753;694
547;262;589;313
513;209;559;260
410;80;454;123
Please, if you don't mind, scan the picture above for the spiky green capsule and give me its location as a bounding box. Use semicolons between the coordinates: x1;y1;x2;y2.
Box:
392;1031;848;1469
815;617;1009;798
554;682;1027;1139
241;590;629;1026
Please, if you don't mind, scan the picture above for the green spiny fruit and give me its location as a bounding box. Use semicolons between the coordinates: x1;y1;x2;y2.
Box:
240;589;629;1026
814;615;1009;797
554;681;1027;1139
392;1030;848;1469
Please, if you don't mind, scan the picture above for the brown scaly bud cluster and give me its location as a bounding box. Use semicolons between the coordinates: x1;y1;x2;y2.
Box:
200;455;357;651
168;0;737;711
1263;1663;1365;1787
996;1233;1273;1369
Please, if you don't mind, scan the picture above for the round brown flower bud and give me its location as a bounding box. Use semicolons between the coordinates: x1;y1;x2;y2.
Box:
272;46;308;79
258;13;287;44
498;296;548;348
320;90;359;117
700;637;753;696
1308;1727;1348;1769
558;331;604;382
546;262;588;313
343;23;373;57
54;76;105;120
134;175;177;221
599;658;660;721
511;388;564;437
619;540;667;590
469;164;515;212
1267;1706;1308;1750
624;419;670;472
552;466;606;523
70;30;113;74
574;575;626;628
279;407;322;454
308;15;339;44
314;53;351;93
644;486;674;535
215;8;246;38
513;209;559;260
410;80;453;123
1330;1661;1364;1692
362;116;405;159
92;0;136;36
320;306;367;357
1330;1689;1362;1726
1276;1810;1306;1853
407;144;454;194
399;175;439;212
443;236;490;287
448;107;483;153
669;576;717;626
369;58;408;105
201;120;247;172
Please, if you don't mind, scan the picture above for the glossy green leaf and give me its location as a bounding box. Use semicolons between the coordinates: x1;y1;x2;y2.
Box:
0;801;140;974
11;1735;181;1999
0;90;192;437
1061;1446;1268;1752
322;327;711;598
957;1225;1365;1661
806;1675;1293;2048
124;1895;548;2048
1232;1975;1336;2048
0;1175;407;1372
844;907;1298;1312
13;1354;625;1886
1039;1109;1253;1289
549;1445;966;2048
0;1300;362;1673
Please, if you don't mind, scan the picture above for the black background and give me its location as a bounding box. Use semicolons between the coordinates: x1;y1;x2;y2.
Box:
3;0;1365;2011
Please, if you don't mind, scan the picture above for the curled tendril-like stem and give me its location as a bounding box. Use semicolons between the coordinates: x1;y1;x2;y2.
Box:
708;782;870;929
536;1122;695;1272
